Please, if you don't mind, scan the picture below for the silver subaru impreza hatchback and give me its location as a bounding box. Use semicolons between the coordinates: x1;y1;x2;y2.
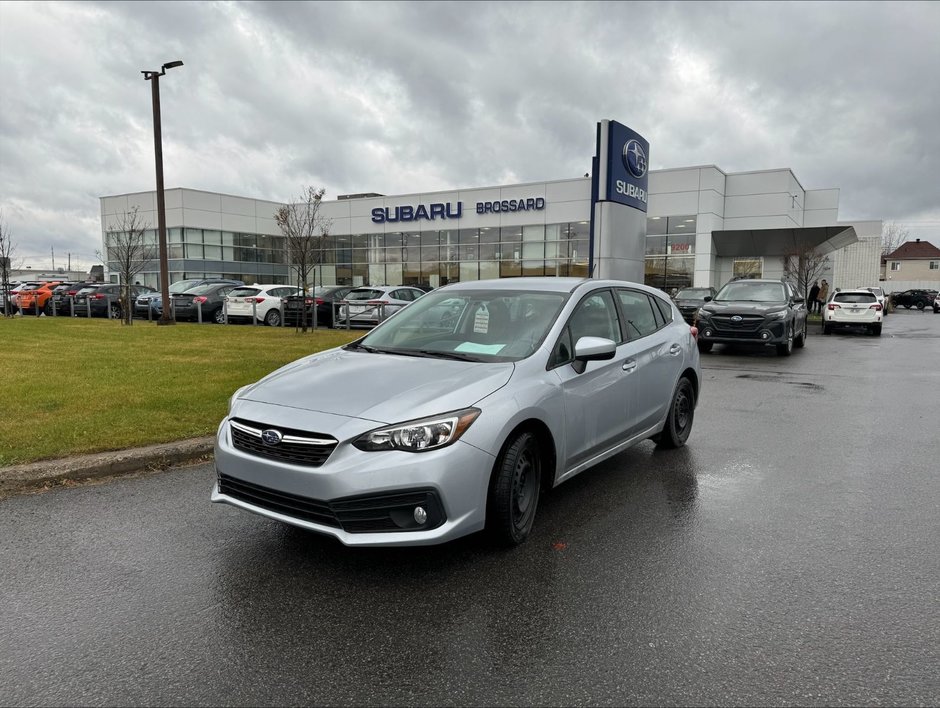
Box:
212;277;701;546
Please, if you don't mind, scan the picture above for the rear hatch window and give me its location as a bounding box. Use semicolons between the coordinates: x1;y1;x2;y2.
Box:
228;288;261;298
345;289;384;301
834;293;876;304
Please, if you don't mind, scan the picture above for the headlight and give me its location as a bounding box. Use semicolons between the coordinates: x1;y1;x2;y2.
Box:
766;310;787;320
697;308;712;320
354;408;481;453
228;385;251;414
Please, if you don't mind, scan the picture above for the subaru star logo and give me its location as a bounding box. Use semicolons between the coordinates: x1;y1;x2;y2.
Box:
623;139;648;178
261;429;283;446
731;315;743;322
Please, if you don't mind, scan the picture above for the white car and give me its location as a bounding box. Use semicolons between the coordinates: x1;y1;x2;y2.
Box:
823;288;883;336
933;293;940;314
335;285;426;328
862;286;889;316
224;284;303;326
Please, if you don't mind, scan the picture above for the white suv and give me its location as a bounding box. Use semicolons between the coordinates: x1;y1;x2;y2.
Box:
823;288;883;336
224;284;303;326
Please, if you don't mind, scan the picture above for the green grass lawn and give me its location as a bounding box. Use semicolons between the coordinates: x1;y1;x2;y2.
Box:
0;317;359;466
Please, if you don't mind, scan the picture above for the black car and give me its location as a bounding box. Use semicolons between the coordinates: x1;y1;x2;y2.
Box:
170;282;241;323
891;289;938;310
672;286;718;325
282;285;354;328
49;282;91;316
694;279;809;356
73;284;155;319
134;278;242;318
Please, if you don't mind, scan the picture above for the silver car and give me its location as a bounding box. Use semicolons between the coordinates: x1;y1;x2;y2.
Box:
212;277;701;547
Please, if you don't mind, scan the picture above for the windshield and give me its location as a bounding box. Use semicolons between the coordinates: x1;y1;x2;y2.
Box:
716;282;787;303
676;288;711;299
356;289;568;362
169;279;202;294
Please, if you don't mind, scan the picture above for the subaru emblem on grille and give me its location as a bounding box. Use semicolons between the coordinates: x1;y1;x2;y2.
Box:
261;429;283;446
731;315;743;322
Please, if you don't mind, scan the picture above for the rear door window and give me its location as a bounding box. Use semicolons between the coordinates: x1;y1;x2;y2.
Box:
616;289;659;339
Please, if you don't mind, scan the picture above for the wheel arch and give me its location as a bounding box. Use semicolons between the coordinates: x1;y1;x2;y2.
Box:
488;418;558;498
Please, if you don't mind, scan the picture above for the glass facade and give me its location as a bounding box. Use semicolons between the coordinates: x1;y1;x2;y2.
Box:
115;222;591;289
644;215;696;291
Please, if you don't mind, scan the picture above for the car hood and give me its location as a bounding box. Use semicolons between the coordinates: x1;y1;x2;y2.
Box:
701;301;788;316
239;348;515;423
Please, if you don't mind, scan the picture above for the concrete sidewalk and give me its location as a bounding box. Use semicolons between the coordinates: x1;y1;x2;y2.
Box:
0;437;215;498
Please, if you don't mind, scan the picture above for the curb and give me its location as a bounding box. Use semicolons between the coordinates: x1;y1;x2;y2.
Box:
0;437;215;497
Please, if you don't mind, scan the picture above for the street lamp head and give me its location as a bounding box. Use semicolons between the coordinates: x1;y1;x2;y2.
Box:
163;60;184;70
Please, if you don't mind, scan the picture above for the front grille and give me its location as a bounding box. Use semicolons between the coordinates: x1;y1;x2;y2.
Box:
218;474;446;533
230;418;337;467
711;314;765;334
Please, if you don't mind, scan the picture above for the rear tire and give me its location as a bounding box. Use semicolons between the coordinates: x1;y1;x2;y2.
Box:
794;322;807;348
488;431;542;547
872;324;882;336
776;327;794;356
264;309;281;327
915;300;925;310
823;323;832;335
655;377;695;449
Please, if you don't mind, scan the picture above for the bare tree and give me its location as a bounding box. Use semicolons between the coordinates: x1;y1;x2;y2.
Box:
96;207;156;325
0;210;19;317
783;242;830;303
881;221;909;257
274;186;333;332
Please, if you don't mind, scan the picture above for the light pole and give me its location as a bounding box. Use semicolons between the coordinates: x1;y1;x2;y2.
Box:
142;60;183;325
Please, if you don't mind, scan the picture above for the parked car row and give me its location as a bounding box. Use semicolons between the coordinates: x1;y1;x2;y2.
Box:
891;288;939;310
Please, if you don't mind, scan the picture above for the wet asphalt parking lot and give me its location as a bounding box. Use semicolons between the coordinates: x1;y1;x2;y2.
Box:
2;310;938;707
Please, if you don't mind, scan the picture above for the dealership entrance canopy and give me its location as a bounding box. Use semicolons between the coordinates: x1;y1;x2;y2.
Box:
711;225;859;257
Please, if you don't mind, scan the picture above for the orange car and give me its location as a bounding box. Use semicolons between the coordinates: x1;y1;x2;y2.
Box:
16;282;61;314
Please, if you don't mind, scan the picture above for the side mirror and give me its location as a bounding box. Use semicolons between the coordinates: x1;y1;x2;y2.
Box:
794;296;805;304
571;336;616;373
703;296;713;302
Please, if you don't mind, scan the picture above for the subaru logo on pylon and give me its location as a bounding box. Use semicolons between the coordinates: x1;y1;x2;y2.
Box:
623;139;648;178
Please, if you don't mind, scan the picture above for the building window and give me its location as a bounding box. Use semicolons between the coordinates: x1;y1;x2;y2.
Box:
930;261;938;270
733;257;763;280
889;261;900;271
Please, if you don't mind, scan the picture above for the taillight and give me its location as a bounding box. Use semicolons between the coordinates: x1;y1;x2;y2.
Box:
193;296;208;304
304;298;314;305
315;298;324;305
827;303;839;310
246;297;265;304
690;326;698;340
367;300;390;305
870;303;882;311
92;293;105;300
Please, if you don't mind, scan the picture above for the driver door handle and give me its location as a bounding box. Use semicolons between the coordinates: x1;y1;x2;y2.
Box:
622;360;637;372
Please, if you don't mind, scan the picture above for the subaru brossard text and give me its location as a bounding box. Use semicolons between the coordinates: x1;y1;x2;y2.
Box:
212;278;702;547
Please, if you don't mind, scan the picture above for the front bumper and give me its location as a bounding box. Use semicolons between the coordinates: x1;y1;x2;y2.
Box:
696;317;789;345
211;413;496;546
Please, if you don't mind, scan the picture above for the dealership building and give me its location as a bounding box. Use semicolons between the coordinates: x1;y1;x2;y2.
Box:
100;120;882;293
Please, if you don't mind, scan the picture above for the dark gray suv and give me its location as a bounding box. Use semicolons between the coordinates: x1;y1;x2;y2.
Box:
170;282;241;323
694;279;809;357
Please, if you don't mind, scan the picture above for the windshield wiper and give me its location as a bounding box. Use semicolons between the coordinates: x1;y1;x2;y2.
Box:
343;341;384;353
415;349;482;362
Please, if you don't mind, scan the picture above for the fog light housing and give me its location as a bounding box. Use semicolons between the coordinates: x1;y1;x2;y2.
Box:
760;331;770;340
703;328;713;337
414;506;427;525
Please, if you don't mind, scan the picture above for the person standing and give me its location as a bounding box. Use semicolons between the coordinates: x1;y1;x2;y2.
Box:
816;279;829;314
808;281;820;313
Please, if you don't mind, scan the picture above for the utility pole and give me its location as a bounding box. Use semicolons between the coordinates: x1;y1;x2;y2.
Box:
52;246;55;271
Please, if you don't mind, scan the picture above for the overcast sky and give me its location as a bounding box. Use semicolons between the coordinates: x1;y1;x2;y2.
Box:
1;0;938;271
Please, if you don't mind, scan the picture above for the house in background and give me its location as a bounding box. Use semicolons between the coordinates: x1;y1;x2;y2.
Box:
881;239;940;286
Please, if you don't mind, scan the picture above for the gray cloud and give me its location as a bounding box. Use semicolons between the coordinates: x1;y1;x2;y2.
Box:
1;0;938;269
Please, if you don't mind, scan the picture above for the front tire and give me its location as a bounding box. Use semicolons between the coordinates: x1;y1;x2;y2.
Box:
794;321;807;348
697;341;713;353
488;431;542;546
212;307;226;325
655;377;695;449
915;300;925;310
